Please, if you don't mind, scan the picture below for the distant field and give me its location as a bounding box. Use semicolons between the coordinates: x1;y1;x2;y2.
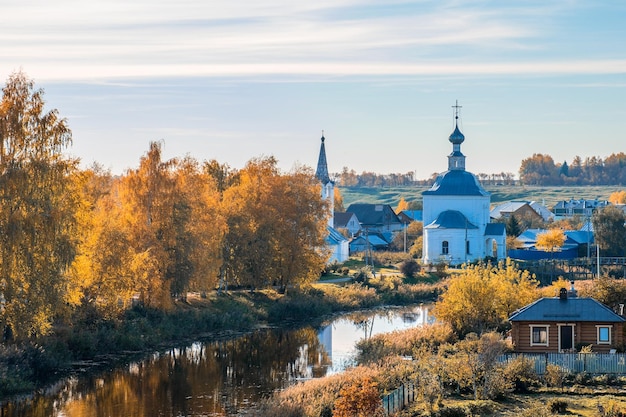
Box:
340;185;621;209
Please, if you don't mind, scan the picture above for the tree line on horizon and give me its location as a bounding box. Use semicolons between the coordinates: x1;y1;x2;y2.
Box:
332;153;626;187
0;72;330;343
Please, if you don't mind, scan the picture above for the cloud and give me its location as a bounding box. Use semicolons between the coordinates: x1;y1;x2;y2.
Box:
2;1;623;82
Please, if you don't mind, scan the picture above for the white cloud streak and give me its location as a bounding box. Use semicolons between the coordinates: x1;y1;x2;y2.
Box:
6;0;617;82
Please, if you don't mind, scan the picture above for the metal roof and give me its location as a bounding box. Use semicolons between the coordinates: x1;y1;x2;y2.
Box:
509;297;625;323
484;223;506;236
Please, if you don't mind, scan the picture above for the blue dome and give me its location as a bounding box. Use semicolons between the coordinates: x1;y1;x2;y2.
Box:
422;170;489;196
449;124;465;145
425;210;478;229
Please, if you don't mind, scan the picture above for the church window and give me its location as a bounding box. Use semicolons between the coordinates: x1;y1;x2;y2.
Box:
466;240;470;255
442;241;449;255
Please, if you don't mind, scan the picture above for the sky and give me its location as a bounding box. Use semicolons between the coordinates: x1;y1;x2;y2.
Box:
2;0;626;180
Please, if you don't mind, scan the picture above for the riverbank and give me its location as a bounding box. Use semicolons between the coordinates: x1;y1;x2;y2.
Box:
0;275;444;401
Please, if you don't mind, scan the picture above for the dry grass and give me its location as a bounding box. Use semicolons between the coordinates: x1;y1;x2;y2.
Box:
398;391;626;416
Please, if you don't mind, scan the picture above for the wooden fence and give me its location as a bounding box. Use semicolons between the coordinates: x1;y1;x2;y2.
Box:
499;352;626;375
381;381;415;415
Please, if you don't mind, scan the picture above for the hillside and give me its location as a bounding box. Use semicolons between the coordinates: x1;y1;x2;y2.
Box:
340;185;620;209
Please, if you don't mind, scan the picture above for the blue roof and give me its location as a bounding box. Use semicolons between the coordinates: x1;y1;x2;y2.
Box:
400;210;423;221
349;235;389;247
422;170;489;197
326;226;348;245
509;297;625;323
425;210;477;229
485;223;506;236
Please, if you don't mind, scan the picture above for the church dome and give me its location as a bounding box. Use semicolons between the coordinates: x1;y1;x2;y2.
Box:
449;124;465;145
422;170;489;196
425;210;478;229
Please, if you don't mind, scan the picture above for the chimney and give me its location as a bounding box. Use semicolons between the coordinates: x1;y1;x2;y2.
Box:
568;280;578;298
559;287;568;300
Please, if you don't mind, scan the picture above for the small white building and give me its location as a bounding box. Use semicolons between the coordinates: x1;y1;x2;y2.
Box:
422;105;506;265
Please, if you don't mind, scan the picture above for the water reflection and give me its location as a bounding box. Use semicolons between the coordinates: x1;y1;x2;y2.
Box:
2;305;431;417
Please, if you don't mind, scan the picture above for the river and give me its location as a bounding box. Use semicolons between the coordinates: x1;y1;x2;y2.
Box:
1;304;433;416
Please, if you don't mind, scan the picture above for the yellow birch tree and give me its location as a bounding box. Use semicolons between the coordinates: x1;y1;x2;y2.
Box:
0;72;79;340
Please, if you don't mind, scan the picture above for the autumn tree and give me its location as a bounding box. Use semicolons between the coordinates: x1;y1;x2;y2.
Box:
69;165;138;318
395;197;409;214
593;205;626;257
221;158;328;290
334;187;345;212
268;166;329;290
117;141;181;308
609;190;626;205
0;72;79;340
434;260;538;335
535;229;566;257
519;154;558;185
177;157;225;293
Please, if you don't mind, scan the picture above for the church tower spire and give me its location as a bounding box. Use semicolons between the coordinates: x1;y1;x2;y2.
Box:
315;131;334;226
315;131;331;183
448;100;466;171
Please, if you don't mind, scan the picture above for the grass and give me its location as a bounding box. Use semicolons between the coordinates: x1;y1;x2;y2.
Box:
398;391;626;416
340;184;619;208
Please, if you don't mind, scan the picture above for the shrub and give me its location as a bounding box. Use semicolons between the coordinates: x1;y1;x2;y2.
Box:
548;399;568;414
400;259;421;278
544;364;566;389
333;376;384;417
501;356;539;392
353;266;373;283
436;406;467;417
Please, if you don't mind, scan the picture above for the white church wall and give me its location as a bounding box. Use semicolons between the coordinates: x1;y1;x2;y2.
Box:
423;195;490;229
423;228;486;265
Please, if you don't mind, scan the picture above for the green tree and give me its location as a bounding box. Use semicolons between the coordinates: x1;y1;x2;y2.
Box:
593;205;626;257
0;72;79;340
505;215;522;237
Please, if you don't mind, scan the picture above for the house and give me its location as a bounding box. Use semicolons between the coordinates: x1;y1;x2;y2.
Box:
421;103;506;265
509;286;625;353
345;203;404;234
334;211;361;237
349;234;390;253
490;201;554;223
398;210;423;224
553;199;610;218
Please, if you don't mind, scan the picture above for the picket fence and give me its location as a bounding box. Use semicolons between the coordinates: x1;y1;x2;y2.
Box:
499;352;626;375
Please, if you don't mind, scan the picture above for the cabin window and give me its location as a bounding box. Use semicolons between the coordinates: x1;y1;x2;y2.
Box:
442;241;449;255
530;325;549;346
597;326;611;344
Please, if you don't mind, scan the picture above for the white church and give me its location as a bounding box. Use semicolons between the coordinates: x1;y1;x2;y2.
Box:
422;104;506;265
